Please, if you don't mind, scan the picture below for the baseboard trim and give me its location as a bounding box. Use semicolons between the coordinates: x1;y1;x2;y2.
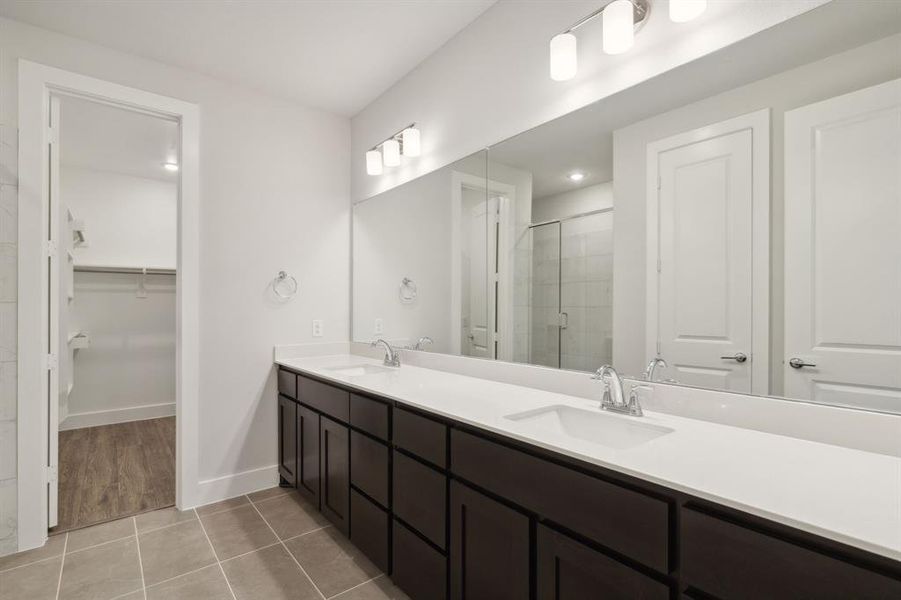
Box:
191;465;280;509
59;402;176;430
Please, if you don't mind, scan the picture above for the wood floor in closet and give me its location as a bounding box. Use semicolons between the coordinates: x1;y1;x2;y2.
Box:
51;416;176;534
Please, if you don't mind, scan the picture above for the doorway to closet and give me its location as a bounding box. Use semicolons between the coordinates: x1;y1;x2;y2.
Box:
49;95;178;533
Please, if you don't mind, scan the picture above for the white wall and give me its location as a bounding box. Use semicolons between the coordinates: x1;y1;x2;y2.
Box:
64;272;176;429
533;181;613;223
351;0;827;203
611;33;901;389
0;16;350;554
63;166;177;269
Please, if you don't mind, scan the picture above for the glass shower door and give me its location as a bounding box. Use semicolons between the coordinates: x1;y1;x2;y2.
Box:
559;210;614;372
528;222;561;368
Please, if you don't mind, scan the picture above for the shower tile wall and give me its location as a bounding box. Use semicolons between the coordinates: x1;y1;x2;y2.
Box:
0;121;18;556
528;226;560;368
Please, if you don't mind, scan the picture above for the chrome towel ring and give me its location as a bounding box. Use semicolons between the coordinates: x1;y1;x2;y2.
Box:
273;270;298;299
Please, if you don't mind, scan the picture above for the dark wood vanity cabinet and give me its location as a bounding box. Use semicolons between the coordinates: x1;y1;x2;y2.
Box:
277;394;297;486
296;404;320;506
449;481;530;600
320;415;350;534
276;367;901;600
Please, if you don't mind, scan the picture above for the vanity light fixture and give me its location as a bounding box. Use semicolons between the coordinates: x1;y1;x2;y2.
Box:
366;123;420;176
382;138;401;167
548;0;650;81
366;149;383;175
669;0;706;23
568;171;585;182
163;162;179;172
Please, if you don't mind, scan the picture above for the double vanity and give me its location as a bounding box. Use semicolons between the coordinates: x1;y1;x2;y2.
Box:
274;350;901;599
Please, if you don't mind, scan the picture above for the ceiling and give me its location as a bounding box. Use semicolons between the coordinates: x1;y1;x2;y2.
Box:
0;0;496;116
59;95;179;182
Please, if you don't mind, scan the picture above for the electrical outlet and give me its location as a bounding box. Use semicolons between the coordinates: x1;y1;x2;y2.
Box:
374;318;384;334
312;320;324;337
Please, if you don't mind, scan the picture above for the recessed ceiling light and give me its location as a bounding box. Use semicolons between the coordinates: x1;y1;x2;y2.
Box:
568;172;585;182
163;162;179;172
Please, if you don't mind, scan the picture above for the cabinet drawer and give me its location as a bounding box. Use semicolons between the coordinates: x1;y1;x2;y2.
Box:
682;507;901;599
350;393;390;440
393;451;447;549
394;407;446;468
298;375;349;422
350;489;389;573
393;520;447;600
350;431;389;507
451;429;669;572
537;524;669;600
277;369;297;399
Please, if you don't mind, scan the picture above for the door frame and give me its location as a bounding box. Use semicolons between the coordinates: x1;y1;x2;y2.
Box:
450;171;516;360
645;109;770;395
16;60;200;551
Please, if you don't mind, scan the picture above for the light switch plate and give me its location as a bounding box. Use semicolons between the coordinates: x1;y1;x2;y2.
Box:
374;318;384;334
312;320;323;337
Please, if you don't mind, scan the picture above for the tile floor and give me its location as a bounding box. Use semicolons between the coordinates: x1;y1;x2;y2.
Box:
0;487;410;600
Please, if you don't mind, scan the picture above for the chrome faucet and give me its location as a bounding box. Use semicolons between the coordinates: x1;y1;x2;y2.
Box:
592;364;643;417
643;357;668;382
412;336;433;351
371;339;400;367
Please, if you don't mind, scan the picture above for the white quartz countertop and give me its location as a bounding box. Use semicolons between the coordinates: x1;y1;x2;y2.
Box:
275;354;901;561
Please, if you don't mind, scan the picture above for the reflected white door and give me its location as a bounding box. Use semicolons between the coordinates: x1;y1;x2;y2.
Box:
464;189;493;358
654;129;755;392
48;95;61;528
784;79;901;411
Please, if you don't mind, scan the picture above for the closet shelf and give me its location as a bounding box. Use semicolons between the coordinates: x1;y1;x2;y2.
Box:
74;265;176;275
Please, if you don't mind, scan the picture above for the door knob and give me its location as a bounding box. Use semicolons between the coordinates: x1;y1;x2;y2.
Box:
720;352;748;363
788;357;816;369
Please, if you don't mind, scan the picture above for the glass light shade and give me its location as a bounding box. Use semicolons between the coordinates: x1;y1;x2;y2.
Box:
402;127;421;156
382;139;401;167
603;0;634;55
366;150;383;175
549;33;578;81
669;0;706;23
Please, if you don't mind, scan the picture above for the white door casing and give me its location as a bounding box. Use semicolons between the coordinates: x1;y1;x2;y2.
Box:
17;60;200;553
784;78;901;412
646;110;770;395
47;95;60;529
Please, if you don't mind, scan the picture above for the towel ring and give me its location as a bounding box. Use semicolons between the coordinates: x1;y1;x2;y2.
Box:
399;277;417;304
273;270;298;299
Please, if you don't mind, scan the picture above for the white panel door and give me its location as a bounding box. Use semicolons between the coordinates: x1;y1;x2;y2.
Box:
656;129;754;392
464;190;492;358
784;79;901;411
48;95;61;529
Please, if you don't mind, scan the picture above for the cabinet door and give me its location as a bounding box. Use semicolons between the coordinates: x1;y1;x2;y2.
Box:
536;524;669;600
450;481;529;600
320;415;350;534
277;395;297;486
297;405;320;506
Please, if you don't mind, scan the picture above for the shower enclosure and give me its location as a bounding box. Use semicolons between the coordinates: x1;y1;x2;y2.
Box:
522;208;613;371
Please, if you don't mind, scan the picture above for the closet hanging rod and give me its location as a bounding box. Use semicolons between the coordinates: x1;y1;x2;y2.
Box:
73;265;176;275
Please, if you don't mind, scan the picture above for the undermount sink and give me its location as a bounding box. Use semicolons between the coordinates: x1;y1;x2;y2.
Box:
504;404;673;450
325;364;393;377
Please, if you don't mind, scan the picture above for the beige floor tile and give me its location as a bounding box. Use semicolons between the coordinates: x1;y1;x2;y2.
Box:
199;504;278;560
247;486;290;503
58;536;142;600
66;517;135;552
135;506;196;533
0;533;66;572
138;520;216;586
145;564;232;600
221;544;320;600
333;575;410;600
195;495;249;517
285;527;381;598
255;492;329;540
0;555;62;600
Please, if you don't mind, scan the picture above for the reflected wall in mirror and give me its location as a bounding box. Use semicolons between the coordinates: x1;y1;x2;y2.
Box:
352;1;901;414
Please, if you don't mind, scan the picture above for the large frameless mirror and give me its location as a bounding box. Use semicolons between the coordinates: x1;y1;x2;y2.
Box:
352;0;901;414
